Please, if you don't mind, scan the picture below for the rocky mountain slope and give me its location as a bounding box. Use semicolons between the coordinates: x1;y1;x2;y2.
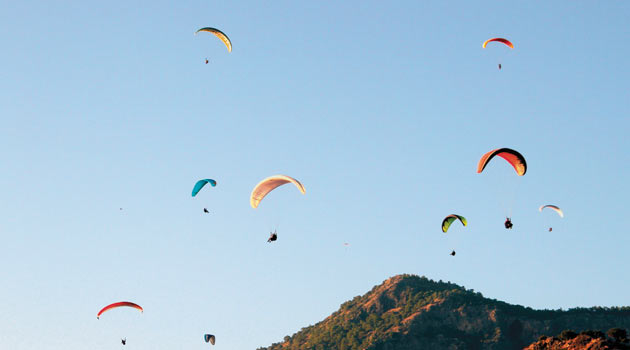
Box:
525;329;630;350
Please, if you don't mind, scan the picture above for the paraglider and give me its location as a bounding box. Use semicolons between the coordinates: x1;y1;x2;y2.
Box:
195;27;232;52
205;58;209;64
442;214;467;233
483;38;513;70
97;302;143;319
203;208;209;213
478;148;526;227
477;148;527;176
204;334;216;345
540;205;563;232
121;338;126;346
267;230;278;243
192;179;217;197
442;215;466;257
250;175;305;209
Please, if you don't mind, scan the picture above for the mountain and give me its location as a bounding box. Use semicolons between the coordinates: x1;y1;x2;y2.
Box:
525;329;630;349
257;274;630;350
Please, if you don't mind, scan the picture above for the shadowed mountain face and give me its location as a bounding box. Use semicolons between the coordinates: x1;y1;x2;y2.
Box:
257;274;630;350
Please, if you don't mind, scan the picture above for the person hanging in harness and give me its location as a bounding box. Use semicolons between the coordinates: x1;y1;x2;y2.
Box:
450;250;456;256
504;217;513;229
121;338;126;346
267;230;277;243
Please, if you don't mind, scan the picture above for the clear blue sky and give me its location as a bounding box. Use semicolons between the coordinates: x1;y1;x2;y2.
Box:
0;1;628;349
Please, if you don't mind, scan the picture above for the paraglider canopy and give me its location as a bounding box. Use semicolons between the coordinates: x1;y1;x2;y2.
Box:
196;27;232;52
539;205;564;218
204;334;216;345
250;175;305;209
192;179;217;197
477;148;527;176
97;302;143;319
482;38;514;49
442;214;467;233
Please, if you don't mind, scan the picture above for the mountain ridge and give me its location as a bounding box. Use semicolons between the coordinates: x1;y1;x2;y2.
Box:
257;274;630;350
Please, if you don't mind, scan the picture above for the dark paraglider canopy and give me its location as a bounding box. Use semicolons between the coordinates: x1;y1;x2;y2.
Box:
204;334;216;345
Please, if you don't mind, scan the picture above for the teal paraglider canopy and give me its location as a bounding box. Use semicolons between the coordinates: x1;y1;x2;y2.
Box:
192;179;217;197
204;334;216;345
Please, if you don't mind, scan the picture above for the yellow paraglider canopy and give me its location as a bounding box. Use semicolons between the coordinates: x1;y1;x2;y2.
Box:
196;27;232;52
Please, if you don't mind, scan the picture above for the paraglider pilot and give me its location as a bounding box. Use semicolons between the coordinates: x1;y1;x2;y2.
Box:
121;338;126;345
504;218;513;229
203;208;209;213
205;58;209;64
450;250;456;256
267;230;277;243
